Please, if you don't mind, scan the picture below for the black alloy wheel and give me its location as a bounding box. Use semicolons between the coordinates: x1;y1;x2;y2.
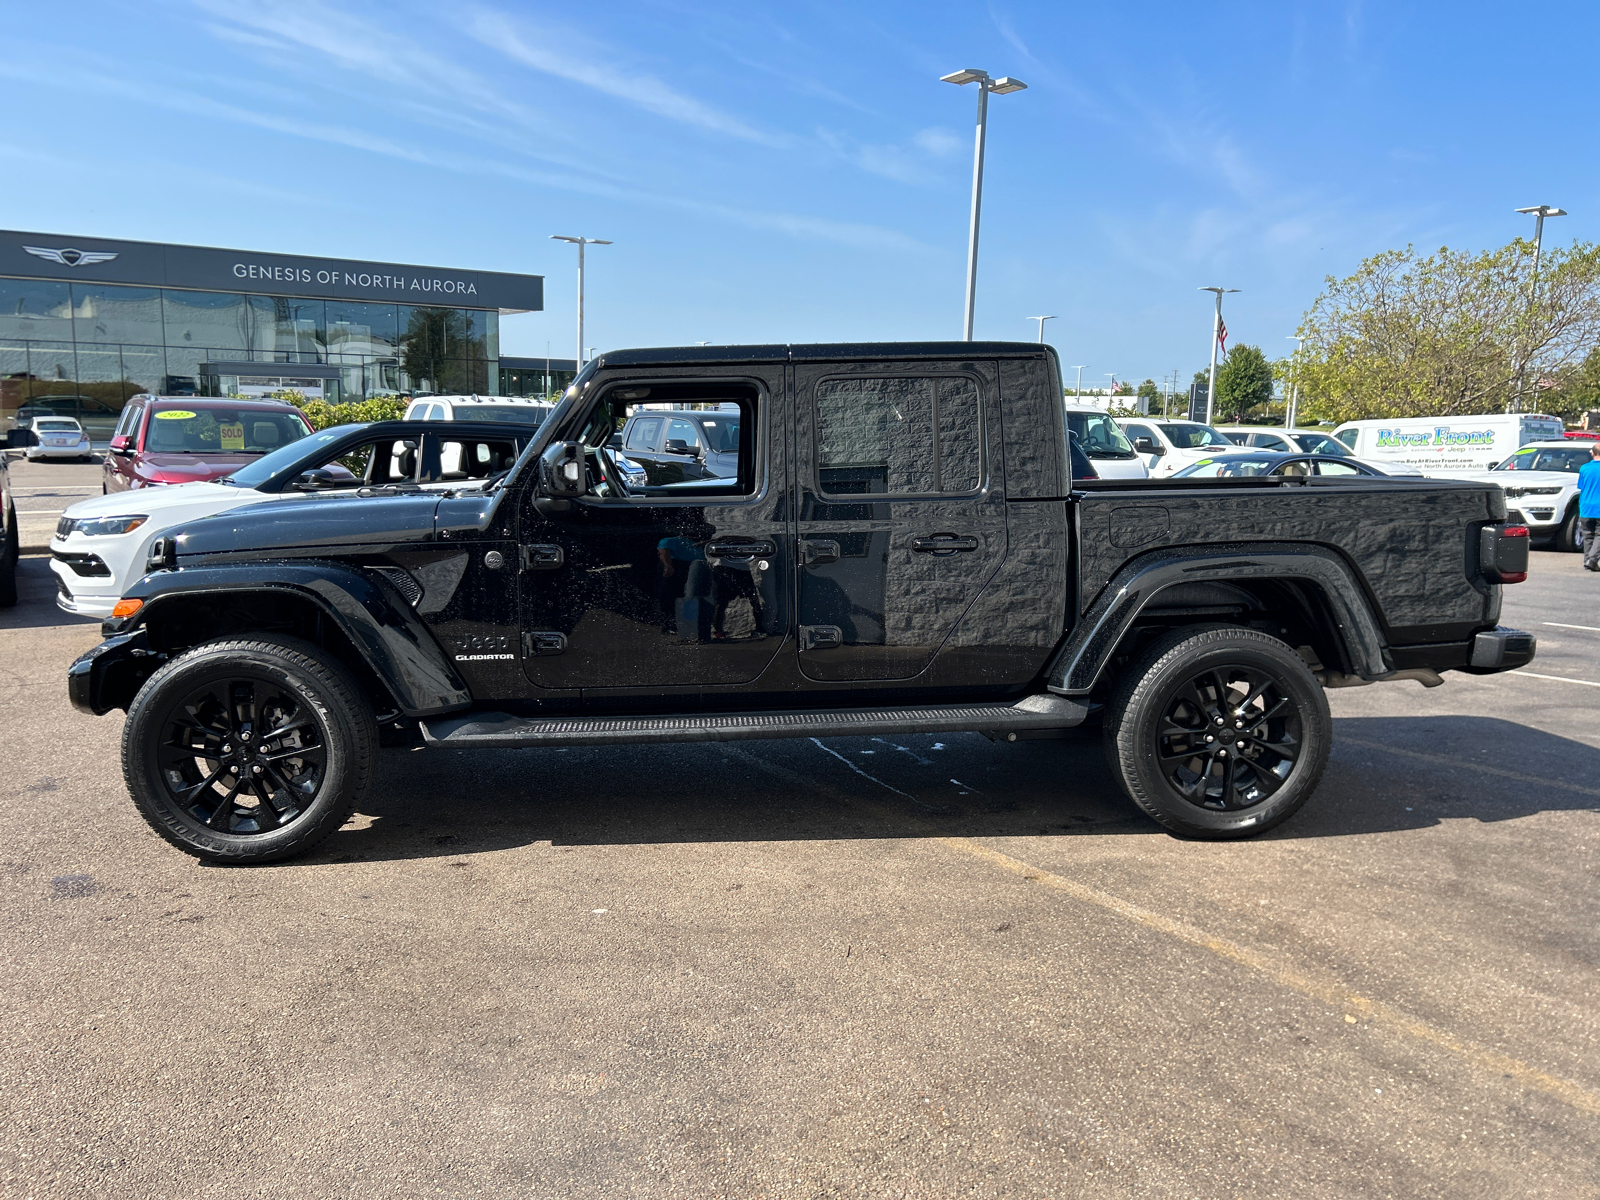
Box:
1104;625;1331;839
123;637;375;863
155;676;328;836
1153;665;1301;812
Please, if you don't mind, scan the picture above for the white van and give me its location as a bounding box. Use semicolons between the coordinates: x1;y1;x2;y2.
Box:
1331;413;1564;473
403;395;555;428
1063;403;1148;479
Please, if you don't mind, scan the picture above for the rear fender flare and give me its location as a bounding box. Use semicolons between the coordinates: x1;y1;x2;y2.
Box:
118;560;471;717
1047;543;1388;695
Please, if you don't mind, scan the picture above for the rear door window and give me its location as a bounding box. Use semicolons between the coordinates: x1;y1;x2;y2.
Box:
625;417;663;451
815;375;981;496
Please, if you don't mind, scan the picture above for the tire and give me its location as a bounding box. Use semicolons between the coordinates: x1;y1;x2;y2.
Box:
1555;507;1581;554
1103;624;1331;839
0;502;17;608
121;636;375;863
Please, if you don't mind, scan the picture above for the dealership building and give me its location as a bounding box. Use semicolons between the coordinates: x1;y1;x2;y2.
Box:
0;228;577;428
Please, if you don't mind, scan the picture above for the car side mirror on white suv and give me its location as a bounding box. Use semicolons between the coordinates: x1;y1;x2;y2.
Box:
1133;436;1162;455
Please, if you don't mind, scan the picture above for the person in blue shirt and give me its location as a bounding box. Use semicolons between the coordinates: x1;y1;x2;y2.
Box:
1580;442;1600;571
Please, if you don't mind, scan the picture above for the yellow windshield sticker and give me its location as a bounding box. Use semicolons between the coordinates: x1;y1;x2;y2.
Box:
219;422;246;451
155;410;196;420
1195;458;1213;467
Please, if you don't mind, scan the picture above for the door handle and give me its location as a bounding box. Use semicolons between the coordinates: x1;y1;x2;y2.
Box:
801;539;840;566
706;539;776;560
912;534;979;554
800;624;842;650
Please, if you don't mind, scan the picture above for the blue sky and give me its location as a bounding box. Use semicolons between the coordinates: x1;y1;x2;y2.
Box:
3;1;1595;385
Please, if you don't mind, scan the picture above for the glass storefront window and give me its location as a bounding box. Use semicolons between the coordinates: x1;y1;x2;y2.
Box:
163;290;252;353
118;346;165;396
71;284;164;345
163;347;207;397
245;296;324;358
327;302;397;359
0;280;73;341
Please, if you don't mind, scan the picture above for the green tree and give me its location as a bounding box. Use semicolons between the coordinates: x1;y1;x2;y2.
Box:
1290;239;1600;423
1136;378;1160;411
1214;344;1274;422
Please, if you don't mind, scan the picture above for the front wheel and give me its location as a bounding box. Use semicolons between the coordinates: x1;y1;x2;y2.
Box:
1555;507;1581;554
121;636;375;863
1104;625;1332;839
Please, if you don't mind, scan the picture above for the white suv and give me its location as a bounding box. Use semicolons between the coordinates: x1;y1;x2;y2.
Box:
404;395;555;427
1116;418;1237;477
1444;440;1590;552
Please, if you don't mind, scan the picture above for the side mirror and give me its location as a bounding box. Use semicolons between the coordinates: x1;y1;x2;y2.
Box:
607;434;623;450
1133;436;1160;454
540;441;585;497
290;466;350;491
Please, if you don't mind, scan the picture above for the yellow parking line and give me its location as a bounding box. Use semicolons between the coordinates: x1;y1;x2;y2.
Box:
937;836;1600;1116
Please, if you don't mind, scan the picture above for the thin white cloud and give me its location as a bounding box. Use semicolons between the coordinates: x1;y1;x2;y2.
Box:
914;128;963;156
464;9;780;146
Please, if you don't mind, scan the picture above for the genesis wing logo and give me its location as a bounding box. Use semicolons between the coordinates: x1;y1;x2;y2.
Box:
23;246;119;267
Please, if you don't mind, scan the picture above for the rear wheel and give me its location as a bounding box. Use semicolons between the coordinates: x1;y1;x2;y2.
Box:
122;636;375;863
1104;625;1331;838
1555;506;1581;553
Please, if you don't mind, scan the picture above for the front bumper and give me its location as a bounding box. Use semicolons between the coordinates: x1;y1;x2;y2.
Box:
67;630;165;715
49;553;118;618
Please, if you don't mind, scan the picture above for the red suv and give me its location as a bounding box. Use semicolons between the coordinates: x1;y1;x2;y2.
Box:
104;396;315;493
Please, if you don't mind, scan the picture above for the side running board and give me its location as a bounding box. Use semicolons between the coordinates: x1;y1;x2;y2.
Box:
419;694;1087;750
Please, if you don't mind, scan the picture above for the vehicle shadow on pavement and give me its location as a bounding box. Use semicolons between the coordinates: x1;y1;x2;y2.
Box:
0;557;100;632
305;714;1600;864
312;732;1160;863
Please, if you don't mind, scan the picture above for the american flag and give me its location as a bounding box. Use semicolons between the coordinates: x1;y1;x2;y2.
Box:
1217;317;1229;350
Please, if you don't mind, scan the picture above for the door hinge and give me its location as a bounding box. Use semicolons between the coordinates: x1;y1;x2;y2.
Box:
524;631;568;656
521;544;564;570
801;539;840;566
800;624;842;651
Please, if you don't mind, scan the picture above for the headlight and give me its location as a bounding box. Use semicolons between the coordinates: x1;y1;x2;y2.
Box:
76;515;149;537
1504;487;1561;498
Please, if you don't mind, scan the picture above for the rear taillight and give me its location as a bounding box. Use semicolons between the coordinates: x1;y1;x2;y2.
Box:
1479;523;1529;584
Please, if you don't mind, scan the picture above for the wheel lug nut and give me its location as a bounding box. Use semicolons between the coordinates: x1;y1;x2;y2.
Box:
1205;734;1215;743
1214;717;1224;726
252;765;262;774
1236;740;1246;748
241;731;251;741
222;744;232;754
1217;748;1228;757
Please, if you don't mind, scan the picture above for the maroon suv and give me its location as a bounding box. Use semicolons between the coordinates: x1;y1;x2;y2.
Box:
104;397;315;493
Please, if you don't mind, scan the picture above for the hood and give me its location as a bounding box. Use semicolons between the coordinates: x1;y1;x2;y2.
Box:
172;491;441;559
64;481;244;520
137;452;260;483
1441;469;1574;489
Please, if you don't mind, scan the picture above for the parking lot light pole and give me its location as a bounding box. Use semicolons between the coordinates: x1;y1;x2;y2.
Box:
941;68;1027;341
1199;286;1239;426
1071;365;1085;398
550;235;612;367
1285;335;1307;428
1511;205;1565;413
1028;315;1056;343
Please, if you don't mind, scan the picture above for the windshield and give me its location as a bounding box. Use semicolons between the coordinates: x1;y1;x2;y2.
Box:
1066;412;1135;457
1495;445;1591;472
451;406;550;426
1174;456;1283;478
144;407;312;455
698;417;740;453
1287;432;1352;456
219;426;355;488
1158;422;1233;449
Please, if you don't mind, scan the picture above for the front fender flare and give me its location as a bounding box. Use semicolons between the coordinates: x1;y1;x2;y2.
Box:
116;560;471;717
1047;543;1388;695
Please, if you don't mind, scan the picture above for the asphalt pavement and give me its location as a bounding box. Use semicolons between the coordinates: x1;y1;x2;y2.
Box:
4;455;105;552
1;543;1597;1199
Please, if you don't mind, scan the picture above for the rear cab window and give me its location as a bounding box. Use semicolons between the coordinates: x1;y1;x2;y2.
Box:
815;374;982;496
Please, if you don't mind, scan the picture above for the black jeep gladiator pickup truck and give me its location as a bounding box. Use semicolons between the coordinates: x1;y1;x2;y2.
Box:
68;342;1536;863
